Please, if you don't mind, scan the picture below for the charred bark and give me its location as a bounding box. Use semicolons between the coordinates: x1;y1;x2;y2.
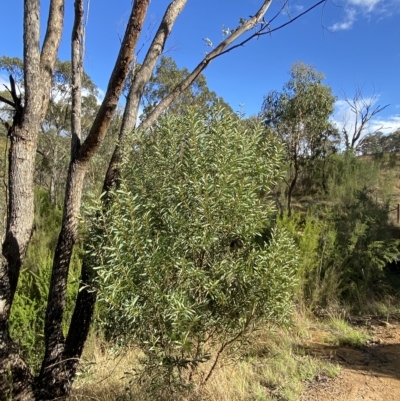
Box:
36;1;150;398
0;0;50;397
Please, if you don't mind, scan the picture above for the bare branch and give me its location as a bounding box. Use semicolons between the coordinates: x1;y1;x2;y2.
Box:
341;85;390;150
0;94;15;109
263;0;326;36
215;0;327;60
139;0;327;131
139;0;274;131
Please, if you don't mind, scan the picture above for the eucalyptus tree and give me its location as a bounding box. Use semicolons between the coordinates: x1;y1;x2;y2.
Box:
262;62;336;215
0;1;328;399
359;129;400;156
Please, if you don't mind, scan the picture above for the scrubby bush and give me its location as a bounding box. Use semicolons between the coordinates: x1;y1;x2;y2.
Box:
87;108;299;394
279;152;400;312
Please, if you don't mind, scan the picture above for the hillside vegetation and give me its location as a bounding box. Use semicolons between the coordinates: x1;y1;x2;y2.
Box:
2;59;400;400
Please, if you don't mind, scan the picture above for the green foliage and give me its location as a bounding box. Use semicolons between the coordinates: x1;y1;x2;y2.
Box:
9;190;80;373
254;330;339;401
1;56;101;205
0;56;24;82
261;62;338;213
328;187;399;303
279;151;400;311
360;129;400;155
278;212;338;309
140;56;233;121
87;107;299;393
325;151;383;200
10;253;52;373
325;318;370;348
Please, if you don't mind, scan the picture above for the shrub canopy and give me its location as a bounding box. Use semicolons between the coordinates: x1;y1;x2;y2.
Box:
87;107;299;386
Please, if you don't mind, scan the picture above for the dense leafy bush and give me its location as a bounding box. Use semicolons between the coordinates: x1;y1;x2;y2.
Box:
87;108;299;392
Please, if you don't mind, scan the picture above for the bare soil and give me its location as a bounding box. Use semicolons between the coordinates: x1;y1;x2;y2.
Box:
301;318;400;401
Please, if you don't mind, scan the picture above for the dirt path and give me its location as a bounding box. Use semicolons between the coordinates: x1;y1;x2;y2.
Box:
301;318;400;401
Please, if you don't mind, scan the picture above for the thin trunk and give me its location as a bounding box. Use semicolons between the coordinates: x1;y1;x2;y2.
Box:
287;171;297;218
322;156;328;194
50;145;58;205
287;148;299;217
38;161;86;399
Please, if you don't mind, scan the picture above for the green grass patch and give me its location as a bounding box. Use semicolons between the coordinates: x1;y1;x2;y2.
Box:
325;317;371;348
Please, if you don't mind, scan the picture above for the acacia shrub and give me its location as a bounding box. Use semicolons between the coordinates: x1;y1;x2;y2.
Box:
87;108;299;393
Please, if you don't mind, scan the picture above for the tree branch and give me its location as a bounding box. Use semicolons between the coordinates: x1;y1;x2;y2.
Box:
40;0;66;120
138;0;327;131
342;85;390;150
138;0;274;131
0;94;15;109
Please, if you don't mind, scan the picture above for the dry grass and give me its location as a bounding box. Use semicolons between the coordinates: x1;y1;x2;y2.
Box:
70;316;340;401
70;333;151;401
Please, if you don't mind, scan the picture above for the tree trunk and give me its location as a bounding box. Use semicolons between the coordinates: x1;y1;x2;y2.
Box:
287;152;299;217
49;145;58;205
0;0;46;396
0;131;38;401
287;173;297;218
36;1;150;398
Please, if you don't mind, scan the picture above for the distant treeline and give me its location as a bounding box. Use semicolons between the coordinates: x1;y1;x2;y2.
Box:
360;129;400;155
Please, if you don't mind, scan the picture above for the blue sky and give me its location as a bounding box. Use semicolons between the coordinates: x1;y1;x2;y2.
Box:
0;0;399;134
